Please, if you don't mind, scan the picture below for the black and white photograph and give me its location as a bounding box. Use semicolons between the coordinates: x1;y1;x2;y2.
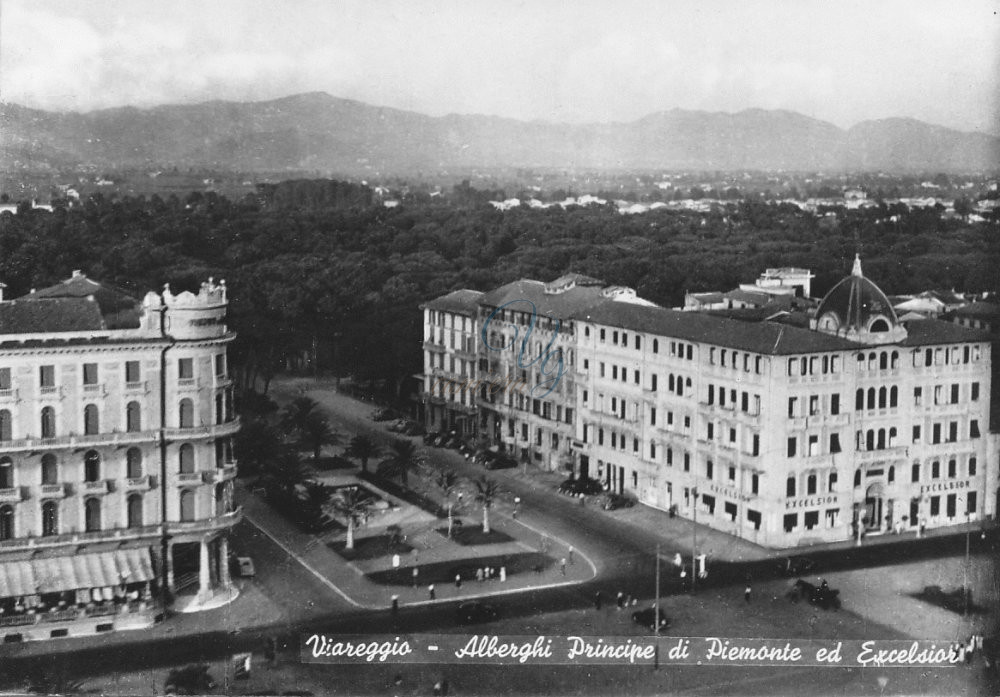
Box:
0;1;998;695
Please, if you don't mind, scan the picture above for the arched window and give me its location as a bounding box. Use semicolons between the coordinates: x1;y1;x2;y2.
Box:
179;443;195;473
868;353;877;370
855;389;863;411
878;387;887;409
668;375;675;391
215;394;224;425
677;379;684;397
879;352;888;370
84;450;100;482
854;469;862;487
652;339;658;354
126;401;141;432
0;457;12;489
83;404;99;435
84;498;101;532
889;386;898;408
869;319;889;333
890;351;899;369
179;399;194;428
180;489;195;522
807;473;817;495
42;501;58;536
41;454;58;485
127;494;143;528
866;430;875;451
866;388;875;410
126;448;143;479
786;476;796;498
0;409;10;440
877;429;886;450
828;471;838;492
0;505;13;540
41;406;56;438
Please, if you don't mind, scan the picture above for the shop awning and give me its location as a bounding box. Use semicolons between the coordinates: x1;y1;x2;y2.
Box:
0;548;155;597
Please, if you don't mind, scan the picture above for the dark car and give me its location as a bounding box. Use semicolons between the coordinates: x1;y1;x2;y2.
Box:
787;579;841;610
484;453;518;470
164;664;216;695
777;556;816;577
631;605;670;631
457;601;499;624
601;493;636;510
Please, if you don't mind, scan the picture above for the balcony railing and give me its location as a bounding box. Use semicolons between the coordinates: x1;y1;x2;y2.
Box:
163;418;241;442
0;388;18;401
0;429;159;454
39;483;67;499
0;523;162;551
177;471;202;484
201;465;237;484
857;445;908;463
0;486;23;503
124;475;153;491
81;480;110;494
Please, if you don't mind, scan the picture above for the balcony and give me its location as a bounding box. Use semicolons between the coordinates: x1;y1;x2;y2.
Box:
170;506;243;534
0;486;24;503
81;480;110;495
124;380;149;394
82;383;107;397
201;465;237;484
163;418;241;442
39;483;68;499
40;385;63;398
856;445;908;464
0;429;159;454
0;524;162;552
176;377;199;391
424;341;446;353
177;471;202;485
0;388;18;402
124;475;153;491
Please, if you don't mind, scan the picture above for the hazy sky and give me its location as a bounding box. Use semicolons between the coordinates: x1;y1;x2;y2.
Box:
2;0;998;133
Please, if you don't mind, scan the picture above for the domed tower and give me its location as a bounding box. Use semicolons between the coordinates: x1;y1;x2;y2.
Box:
812;255;907;345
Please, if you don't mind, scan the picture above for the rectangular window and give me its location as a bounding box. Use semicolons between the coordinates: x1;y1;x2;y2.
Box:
729;427;736;444
0;367;9;390
971;382;980;401
911;463;920;482
634;370;640;385
706;422;714;440
125;361;140;383
582;390;589;404
612;365;618;380
752;434;759;457
783;513;798;532
967;491;977;515
751;473;759;495
809;395;819;416
705;460;713;480
215;354;227;377
707;384;714;405
932;423;941;444
969;457;977;477
565;408;573;424
788;397;797;418
40;365;55;387
725;501;738;521
741;392;749;412
804;511;819;530
829;433;841;453
178;358;194;379
947;459;956;478
748;509;762;530
787;437;797;457
914;387;922;406
82;363;98;385
831;393;840;415
808;434;819;456
970;420;980;438
932;461;940;479
946;494;956;518
600;363;605;378
912;425;921;443
948;421;958;442
728;465;735;481
683;453;690;472
929;496;940;516
650;407;656;426
825;509;839;528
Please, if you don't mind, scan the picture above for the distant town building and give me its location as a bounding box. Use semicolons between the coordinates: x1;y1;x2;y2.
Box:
0;272;239;641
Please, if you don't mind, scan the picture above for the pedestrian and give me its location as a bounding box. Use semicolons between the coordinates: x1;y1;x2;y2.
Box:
428;584;435;600
412;567;419;588
745;585;752;603
616;592;624;610
391;595;399;617
500;566;506;582
594;591;602;610
476;567;484;582
455;574;462;589
560;558;567;576
625;593;632;607
568;546;575;565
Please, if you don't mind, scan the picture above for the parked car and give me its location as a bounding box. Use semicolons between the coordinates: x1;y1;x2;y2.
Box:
786;579;840;610
484;452;517;470
600;492;636;510
456;601;499;624
777;556;816;577
631;605;670;631
402;421;425;436
236;556;256;578
164;665;216;695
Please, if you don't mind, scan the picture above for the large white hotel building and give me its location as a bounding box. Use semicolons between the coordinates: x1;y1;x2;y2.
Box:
0;272;239;642
421;259;997;548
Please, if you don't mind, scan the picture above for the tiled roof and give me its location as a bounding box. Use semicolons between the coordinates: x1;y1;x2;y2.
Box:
479;279;613;319
26;273;141;329
0;297;106;335
421;289;484;315
572;302;861;355
951;301;1000;319
898;318;992;346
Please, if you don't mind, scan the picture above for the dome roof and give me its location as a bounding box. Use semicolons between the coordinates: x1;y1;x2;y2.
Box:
814;256;905;344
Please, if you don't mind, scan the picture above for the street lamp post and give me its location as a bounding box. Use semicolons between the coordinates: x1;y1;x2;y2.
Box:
964;510;971;617
654;543;661;670
691;487;698;595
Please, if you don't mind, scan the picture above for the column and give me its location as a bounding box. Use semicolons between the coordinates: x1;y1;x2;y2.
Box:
198;537;212;602
219;535;232;589
166;541;176;594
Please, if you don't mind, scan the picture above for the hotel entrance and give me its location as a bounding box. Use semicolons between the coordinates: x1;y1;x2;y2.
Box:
864;482;884;531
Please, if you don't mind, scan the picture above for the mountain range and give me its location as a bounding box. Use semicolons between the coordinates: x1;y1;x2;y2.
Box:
2;92;997;174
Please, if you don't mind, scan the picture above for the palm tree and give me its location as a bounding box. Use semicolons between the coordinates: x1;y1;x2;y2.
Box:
344;434;382;473
331;487;375;550
234;419;284;477
433;467;461;538
470;476;502;534
301;410;340;461
260;449;311;503
280;396;319;435
378;438;424;487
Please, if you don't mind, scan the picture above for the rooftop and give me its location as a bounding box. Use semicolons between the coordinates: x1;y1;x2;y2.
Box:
421;289;484;315
0;297;106;335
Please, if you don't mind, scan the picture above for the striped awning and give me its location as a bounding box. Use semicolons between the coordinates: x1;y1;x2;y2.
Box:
0;548;155;597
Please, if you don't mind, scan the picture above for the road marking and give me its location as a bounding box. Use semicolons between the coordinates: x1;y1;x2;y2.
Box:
245;512;365;608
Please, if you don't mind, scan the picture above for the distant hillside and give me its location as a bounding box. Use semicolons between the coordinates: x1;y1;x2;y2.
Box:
2;92;997;174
